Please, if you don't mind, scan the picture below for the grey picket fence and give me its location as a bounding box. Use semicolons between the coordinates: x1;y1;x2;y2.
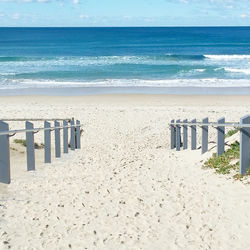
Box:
0;118;82;184
170;115;250;175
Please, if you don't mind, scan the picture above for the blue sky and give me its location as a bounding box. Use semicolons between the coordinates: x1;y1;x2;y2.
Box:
0;0;249;27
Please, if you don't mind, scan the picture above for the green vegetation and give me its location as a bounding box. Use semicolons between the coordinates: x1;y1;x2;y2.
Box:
14;139;26;147
225;129;239;138
233;167;250;180
203;141;239;175
38;143;45;149
14;139;44;149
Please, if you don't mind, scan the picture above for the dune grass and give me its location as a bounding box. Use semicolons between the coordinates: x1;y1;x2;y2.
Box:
14;139;44;149
203;141;239;175
225;128;239;138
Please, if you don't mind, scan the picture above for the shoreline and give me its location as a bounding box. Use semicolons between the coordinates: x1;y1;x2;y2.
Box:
1;93;250;107
1;86;250;96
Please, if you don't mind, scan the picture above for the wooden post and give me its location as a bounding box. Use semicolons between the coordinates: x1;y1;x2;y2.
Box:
0;121;10;184
63;120;68;154
183;119;188;150
217;117;225;156
240;115;250;175
55;120;61;158
26;121;35;171
76;120;81;149
44;121;51;163
191;119;197;150
176;119;181;151
202;117;208;154
170;119;176;149
70;118;75;150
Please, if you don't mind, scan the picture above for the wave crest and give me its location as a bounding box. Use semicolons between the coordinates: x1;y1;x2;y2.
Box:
225;68;250;75
1;78;250;89
205;55;250;60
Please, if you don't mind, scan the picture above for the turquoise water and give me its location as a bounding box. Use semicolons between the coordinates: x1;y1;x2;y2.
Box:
0;27;250;89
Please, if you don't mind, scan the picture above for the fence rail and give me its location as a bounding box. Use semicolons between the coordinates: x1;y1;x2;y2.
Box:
0;118;82;184
0;124;79;136
170;121;250;128
0;118;72;122
170;115;250;176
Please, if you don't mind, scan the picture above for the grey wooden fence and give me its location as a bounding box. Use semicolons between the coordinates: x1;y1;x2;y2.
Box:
170;115;250;175
0;118;82;184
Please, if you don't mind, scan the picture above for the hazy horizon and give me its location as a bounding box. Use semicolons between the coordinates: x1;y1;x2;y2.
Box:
0;0;249;27
1;26;250;28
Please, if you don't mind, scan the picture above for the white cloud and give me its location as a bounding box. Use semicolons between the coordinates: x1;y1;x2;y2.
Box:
240;13;247;18
123;16;132;19
12;13;19;19
0;0;82;3
79;14;88;19
167;0;249;4
0;0;48;2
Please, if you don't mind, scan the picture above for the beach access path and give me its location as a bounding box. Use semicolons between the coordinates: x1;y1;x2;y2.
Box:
1;94;250;249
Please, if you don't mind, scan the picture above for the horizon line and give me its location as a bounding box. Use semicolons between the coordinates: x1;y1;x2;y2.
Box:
0;25;250;28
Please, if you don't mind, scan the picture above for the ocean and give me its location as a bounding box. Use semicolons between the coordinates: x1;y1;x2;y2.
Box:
0;27;250;92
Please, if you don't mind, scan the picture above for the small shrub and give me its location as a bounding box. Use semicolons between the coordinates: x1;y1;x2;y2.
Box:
34;143;44;149
14;139;26;147
233;166;250;180
233;173;242;180
10;147;18;151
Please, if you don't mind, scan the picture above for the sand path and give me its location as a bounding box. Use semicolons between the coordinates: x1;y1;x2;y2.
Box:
1;95;250;249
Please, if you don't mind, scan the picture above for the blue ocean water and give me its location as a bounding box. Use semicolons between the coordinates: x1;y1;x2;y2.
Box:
0;27;250;89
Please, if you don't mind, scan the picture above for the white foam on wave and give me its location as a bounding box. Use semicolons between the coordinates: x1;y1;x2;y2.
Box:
0;72;16;76
205;55;250;60
193;69;205;73
1;78;250;89
0;55;190;67
0;56;153;68
224;68;250;75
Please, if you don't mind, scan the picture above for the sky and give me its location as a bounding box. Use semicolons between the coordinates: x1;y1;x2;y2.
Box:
0;0;249;27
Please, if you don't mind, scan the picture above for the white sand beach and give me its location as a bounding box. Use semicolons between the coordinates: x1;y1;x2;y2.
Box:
1;94;250;249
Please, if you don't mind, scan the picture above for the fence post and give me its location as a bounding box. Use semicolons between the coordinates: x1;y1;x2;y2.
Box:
63;120;68;154
70;118;75;150
191;119;196;150
239;115;250;175
202;117;209;154
44;121;51;163
183;119;188;150
76;120;81;149
217;117;225;156
26;121;35;171
0;121;10;184
176;119;181;151
55;120;61;158
170;119;176;149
